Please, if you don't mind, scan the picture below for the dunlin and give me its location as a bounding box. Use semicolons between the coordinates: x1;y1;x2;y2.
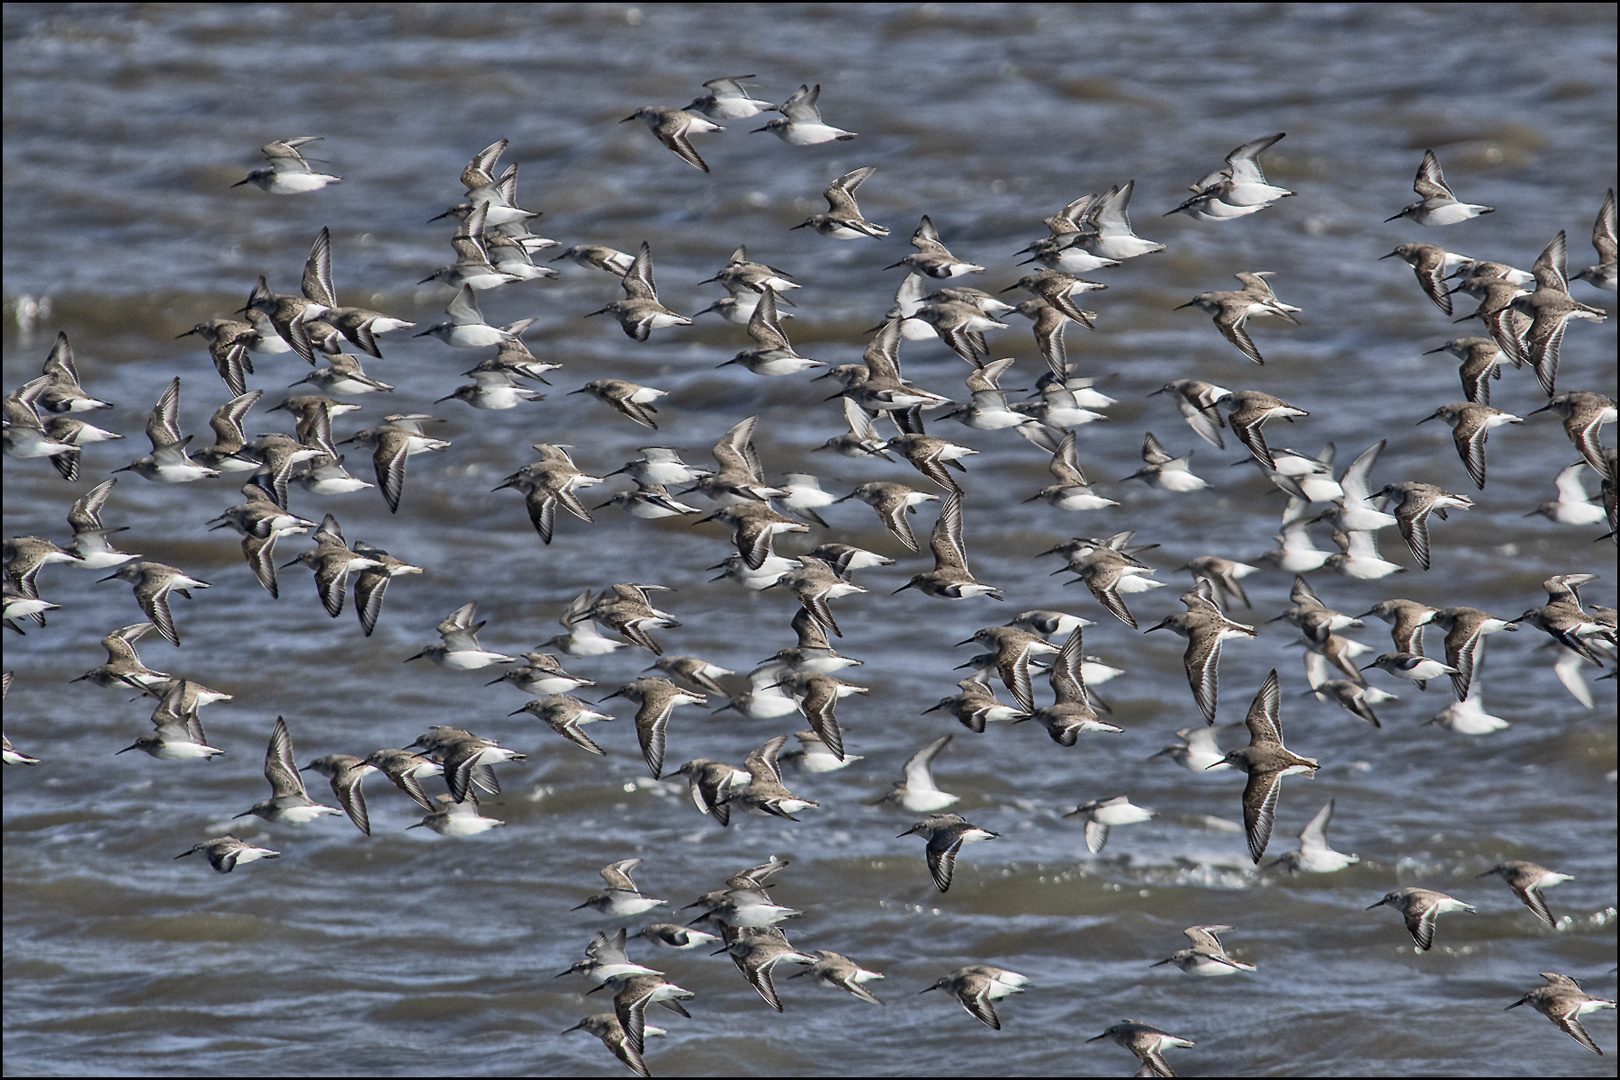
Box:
790;951;884;1005
234;717;342;824
1505;973;1614;1054
621;106;722;172
97;562;209;647
1386;149;1493;225
1152;924;1256;976
1066;794;1154;854
1209;671;1319;863
793;165;888;239
1087;1021;1194;1077
175;836;280;873
900;812;997;892
1368;887;1474;951
1477;861;1573;928
754;83;855;144
405;600;516;670
575;859;668;918
1269;799;1359;873
921;966;1027;1029
1167;132;1293;220
685;74;776;119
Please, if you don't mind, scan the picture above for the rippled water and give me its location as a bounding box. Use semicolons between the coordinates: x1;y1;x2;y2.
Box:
4;4;1616;1076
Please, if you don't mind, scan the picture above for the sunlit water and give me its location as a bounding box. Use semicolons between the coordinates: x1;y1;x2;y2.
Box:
4;5;1616;1076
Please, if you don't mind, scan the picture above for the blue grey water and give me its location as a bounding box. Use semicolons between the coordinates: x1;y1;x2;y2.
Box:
4;4;1615;1075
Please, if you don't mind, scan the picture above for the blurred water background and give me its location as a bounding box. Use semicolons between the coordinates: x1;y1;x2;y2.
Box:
3;4;1616;1076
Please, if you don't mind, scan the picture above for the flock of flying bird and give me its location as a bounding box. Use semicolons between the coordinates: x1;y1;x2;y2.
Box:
4;71;1618;1077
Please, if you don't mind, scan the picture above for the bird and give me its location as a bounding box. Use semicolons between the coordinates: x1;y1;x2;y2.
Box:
1386;149;1494;225
753;83;855;144
1422;336;1510;405
697;502;809;573
1063;180;1164;261
1166;132;1293;220
583;583;681;656
1227;390;1309;469
1505;973;1615;1055
892;491;1003;600
684;74;776;119
508;695;614;757
719;734;819;821
1531;390;1616;481
233;136;340;194
1419;400;1523;491
1571;187;1616;291
1476;861;1573;928
1270;799;1359;873
560;1014;655;1079
599;677;707;779
405;600;517;670
584;242;691;340
494;453;602;543
1526;462;1607;526
1209;671;1319;863
1024;428;1117;512
713;933;817;1012
280;514;383;619
1367;887;1475;951
1149;724;1234;774
955;624;1058;711
1151;924;1257;976
1372;482;1474;570
339;420;451;514
234;717;342;824
299;753;380;836
1087;1021;1195;1077
1018;622;1124;746
350;542;422;638
1015;191;1120;273
1511;233;1610;394
885;216;985;278
174;836;280;873
115;680;225;761
899;813;997;892
672;758;751;826
835;480;937;553
1431;606;1518;700
556;928;663;989
114;377;220;484
1381;242;1470;314
789;951;884;1005
771;670;862;760
1061;546;1164;630
1180;555;1259;610
792;166;888;239
923;677;1027;733
1065;794;1154;854
1305;674;1396;728
873;734;959;812
634;924;721;952
1365;651;1460;689
602;971;693;1058
1119;432;1207;492
1150;379;1232;449
1175;273;1300;364
573;859;668;918
97;562;209;647
920;966;1028;1029
1145;581;1257;723
550;243;636;276
620;106;723;172
718;288;820;377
